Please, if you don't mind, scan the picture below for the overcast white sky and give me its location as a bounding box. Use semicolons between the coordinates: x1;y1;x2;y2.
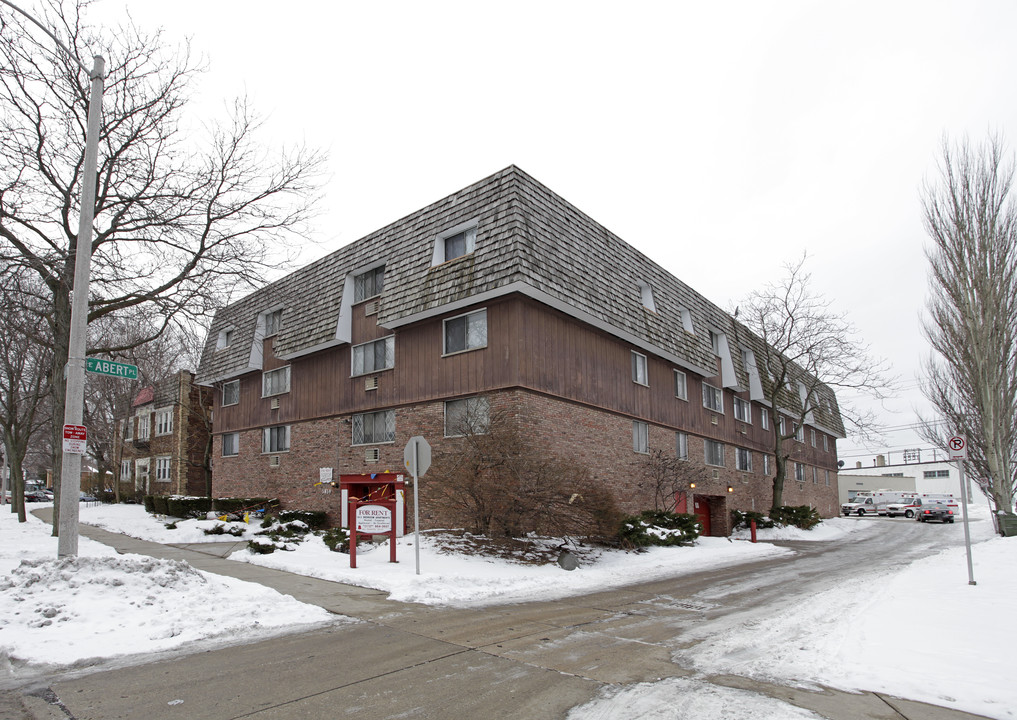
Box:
87;0;1017;466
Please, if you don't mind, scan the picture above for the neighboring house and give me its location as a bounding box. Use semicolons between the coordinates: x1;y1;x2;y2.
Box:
840;455;970;500
116;370;212;497
196;166;844;534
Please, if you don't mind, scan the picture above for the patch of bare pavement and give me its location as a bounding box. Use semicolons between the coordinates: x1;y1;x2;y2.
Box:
2;514;993;720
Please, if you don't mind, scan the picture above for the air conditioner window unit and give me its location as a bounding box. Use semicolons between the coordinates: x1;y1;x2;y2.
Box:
365;448;380;463
270;455;280;467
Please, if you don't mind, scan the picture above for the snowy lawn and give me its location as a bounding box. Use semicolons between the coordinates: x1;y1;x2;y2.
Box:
0;506;337;665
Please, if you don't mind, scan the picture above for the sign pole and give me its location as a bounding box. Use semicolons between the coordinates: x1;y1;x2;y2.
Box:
411;445;420;575
949;435;976;586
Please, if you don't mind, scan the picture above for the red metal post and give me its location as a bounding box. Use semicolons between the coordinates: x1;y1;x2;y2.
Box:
750;519;757;543
349;500;358;569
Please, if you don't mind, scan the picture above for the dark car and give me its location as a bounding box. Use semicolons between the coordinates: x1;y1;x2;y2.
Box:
916;502;955;523
24;489;51;502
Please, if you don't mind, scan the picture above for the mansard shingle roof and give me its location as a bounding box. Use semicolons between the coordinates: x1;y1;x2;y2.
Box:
196;166;845;437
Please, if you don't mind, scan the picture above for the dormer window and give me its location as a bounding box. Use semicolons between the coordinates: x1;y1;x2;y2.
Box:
263;309;283;337
678;307;694;334
432;223;477;265
216;327;234;350
354;266;385;302
637;281;656;312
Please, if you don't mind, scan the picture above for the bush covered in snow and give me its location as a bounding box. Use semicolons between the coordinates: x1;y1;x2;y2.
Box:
769;505;822;530
730;510;775;531
618;510;701;548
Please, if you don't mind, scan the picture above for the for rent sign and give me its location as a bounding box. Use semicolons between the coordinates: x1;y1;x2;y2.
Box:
355;504;392;533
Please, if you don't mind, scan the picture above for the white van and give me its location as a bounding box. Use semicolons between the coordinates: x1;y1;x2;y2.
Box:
889;493;959;519
842;490;916;516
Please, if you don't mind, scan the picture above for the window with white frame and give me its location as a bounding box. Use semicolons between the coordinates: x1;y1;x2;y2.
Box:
709;330;721;355
810;428;817;447
155;407;173;436
222;380;239;406
736;447;752;472
262;366;291;397
777;415;785;436
823;434;829;452
155;456;171;481
704;439;724;467
637;281;656;312
825;469;831;486
354;266;385;302
632;351;648;386
633;421;649;454
674;370;687;400
813;466;819;484
262;425;290;453
216;327;234;350
124;416;133;441
702;383;723;413
263;309;283;337
442;227;476;262
795;462;806;483
222;432;239;457
352;336;395;376
443;309;487;354
761;407;769;430
763;454;770;475
120;460;132;482
794;423;805;442
136;411;151;440
676;431;688;460
923;469;951;479
352;410;395;445
733;397;750;423
445;396;490;437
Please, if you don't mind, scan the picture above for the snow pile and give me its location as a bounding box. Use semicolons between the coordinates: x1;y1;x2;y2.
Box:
731;515;872;542
79;503;264;543
567;677;823;720
0;509;336;665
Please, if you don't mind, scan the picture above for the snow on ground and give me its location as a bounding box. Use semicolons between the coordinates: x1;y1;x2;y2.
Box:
675;503;1017;720
0;506;336;665
6;502;1016;719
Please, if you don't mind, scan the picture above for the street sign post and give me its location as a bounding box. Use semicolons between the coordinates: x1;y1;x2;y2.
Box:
948;435;976;585
85;358;139;380
403;436;431;575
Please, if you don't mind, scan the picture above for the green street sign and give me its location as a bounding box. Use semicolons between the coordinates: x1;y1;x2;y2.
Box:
85;358;139;380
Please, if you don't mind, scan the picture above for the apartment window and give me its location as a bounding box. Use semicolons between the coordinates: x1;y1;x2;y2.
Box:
763;455;770;475
761;408;769;430
733;397;751;423
222;380;240;407
923;470;950;479
262;366;291;397
679;307;695;334
825;469;831;486
705;439;724;467
120;460;131;481
810;428;817;447
795;462;806;483
155;456;171;481
154;407;173;436
794;422;804;442
222;432;239;457
736;447;752;472
262;425;290;453
352;336;395;376
823;434;829;452
445;397;490;437
263;309;283;337
352;410;395;445
136;411;151;441
632;351;648;386
633;421;649;454
216;327;234;350
443;309;487;354
676;431;688;460
354;266;385;302
674;370;688;400
709;330;721;355
813;467;819;484
702;383;723;413
637;281;656;312
442;227;476;262
124;417;133;441
778;415;785;436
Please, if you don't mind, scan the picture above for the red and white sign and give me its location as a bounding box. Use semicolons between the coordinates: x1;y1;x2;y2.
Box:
63;424;87;454
355;504;393;534
948;435;968;460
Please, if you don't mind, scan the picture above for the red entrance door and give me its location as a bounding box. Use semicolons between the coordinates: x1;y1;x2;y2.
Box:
693;496;711;536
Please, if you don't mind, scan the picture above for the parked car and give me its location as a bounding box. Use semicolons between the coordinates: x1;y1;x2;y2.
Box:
916;501;955;523
79;492;98;502
24;489;51;502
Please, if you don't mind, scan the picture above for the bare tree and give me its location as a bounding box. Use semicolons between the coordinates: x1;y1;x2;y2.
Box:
0;1;325;528
640;449;707;513
0;271;53;522
920;136;1017;523
741;255;893;510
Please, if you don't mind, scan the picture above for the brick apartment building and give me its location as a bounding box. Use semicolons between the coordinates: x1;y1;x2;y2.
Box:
116;370;212;497
196;167;844;535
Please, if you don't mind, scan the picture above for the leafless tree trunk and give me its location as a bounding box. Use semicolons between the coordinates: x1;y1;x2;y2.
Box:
742;255;892;510
1;1;325;532
920;135;1017;523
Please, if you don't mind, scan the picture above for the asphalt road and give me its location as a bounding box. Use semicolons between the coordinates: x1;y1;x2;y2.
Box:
2;513;993;720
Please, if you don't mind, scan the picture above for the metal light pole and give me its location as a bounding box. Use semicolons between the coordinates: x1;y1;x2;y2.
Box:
0;1;106;557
